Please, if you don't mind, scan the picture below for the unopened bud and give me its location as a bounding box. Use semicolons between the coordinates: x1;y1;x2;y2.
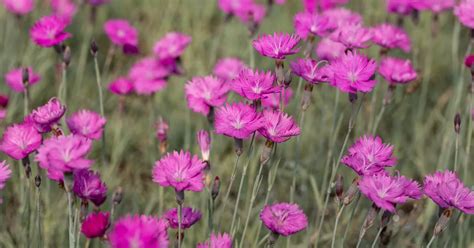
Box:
35;175;41;188
454;113;461;134
343;177;359;205
434;208;453;236
112;187;123;205
381;210;393;227
63;46;71;67
234;138;243;157
275;60;285;85
22;67;29;86
260;140;274;165
207;107;215;126
363;204;380;230
284;70;292;87
212;176;220;200
335;174;344;201
301;84;313;111
90;39;99;56
175;190;185;205
349;92;358;103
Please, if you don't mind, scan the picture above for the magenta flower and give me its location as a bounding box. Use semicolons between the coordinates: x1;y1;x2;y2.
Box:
260;202;308;236
371;24;411;52
214;103;263;140
30;98;66;133
290;58;330;84
163;207;201;229
261;88;293;109
455;0;474;30
0;123;42;160
2;0;34;15
252;33;300;60
0;161;12;189
423;170;474;214
152;150;206;192
50;0;77;24
4;67;41;93
218;0;251;14
303;0;349;12
129;58;170;95
330;23;372;49
0;94;8;108
197;130;211;161
322;8;363;30
465;54;474;69
386;0;417;15
413;0;455;13
315;38;346;61
185;76;229;116
341;136;396;176
104;19;139;54
197;233;233;248
234;2;267;25
153;32;192;60
73;169;107;206
213;58;248;82
81;211;110;239
358;173;422;212
232;69;279;101
108;77;134;95
36;134;93;181
30;15;71;47
67;110;106;140
379;57;417;85
109;215;169;248
293;12;331;39
328;51;377;93
258;110;300;143
87;0;110;6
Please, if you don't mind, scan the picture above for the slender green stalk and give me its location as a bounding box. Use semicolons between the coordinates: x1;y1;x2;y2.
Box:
34;184;42;248
371;226;384;248
355;228;366;248
426;235;436;248
331;204;345;248
371;104;386;134
342;193;361;244
454;134;459;171
23;86;29;117
217;155;240;228
59;64;67;107
230;157;251;235
66;191;75;248
178;203;182;248
93;54;107;166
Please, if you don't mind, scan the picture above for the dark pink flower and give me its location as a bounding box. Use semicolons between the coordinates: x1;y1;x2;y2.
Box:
455;1;474;30
153;32;192;60
185;76;229;116
2;0;34;15
73;169;107;206
261;88;293;109
4;67;41;93
197;233;233;248
341;136;397;176
108;215;169;248
197;130;211;161
253;33;300;60
260;202;308;236
213;58;248;82
258;110;300;143
359;173;422;212
129;58;170;95
30;98;66;133
67;110;106;140
413;0;454;13
30;15;71;47
303;0;349;12
81;211;110;239
465;55;474;68
371;24;411;52
379;57;417;85
87;0;110;6
386;0;417;15
104;19;139;53
0;122;42;160
233;1;267;25
293;12;331;39
290;58;330;84
214;103;263;140
423;170;474;214
315;38;346;61
232;69;279;101
50;0;77;24
163;207;201;229
0;161;12;189
330;23;372;49
108;77;134;95
322;8;363;30
0;94;9;108
152;150;206;192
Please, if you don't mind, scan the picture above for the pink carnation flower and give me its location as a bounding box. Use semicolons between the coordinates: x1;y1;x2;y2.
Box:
197;130;211;161
73;169;107;206
152;150;206;192
371;24;411;52
413;0;455;13
104;19;139;54
290;58;330;84
322;8;363;30
67;110;106;140
293;12;331;39
260;202;308;236
0;161;12;189
4;67;41;93
327;51;377;93
50;0;77;24
153;32;192;60
359;173;422;212
2;0;34;15
258;110;300;143
386;0;417;15
252;33;300;60
330;23;372;49
232;69;279;101
81;211;110;239
218;0;251;15
0;122;42;160
465;54;474;68
197;233;233;248
315;38;346;61
379;57;417;85
234;2;267;25
214;103;263;140
30;15;71;47
163;207;201;229
341;135;397;176
455;0;474;30
213;57;248;82
261;88;293;109
129;58;170;95
423;170;474;214
30;97;66;133
108;215;169;248
185;76;229;116
108;77;134;95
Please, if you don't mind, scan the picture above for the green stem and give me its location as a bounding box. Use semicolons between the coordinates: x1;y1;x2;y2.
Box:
331;204;345;248
371;226;384;248
66;191;75;248
93;55;107;166
371;104;386;134
217;155;240;228
178;203;182;248
454;134;459;171
426;235;436;248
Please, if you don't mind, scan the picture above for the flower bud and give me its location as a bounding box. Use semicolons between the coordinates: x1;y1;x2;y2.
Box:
90;39;99;56
197;130;211;162
454;113;461;134
175;190;185;205
335;174;344;201
112;187;123;205
349;92;358;103
434;208;453;236
363;204;380;231
63;46;72;67
260;140;274;165
234;138;243;157
212;176;220;201
22;67;29;86
35;175;41;188
343;177;359;205
284;70;292;88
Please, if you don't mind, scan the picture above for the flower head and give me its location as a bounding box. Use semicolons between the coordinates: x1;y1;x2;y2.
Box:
0;122;42;160
260;202;308;236
2;0;34;15
455;0;474;30
214;103;263;140
185;76;229;116
73;169;107;206
213;58;248;82
258;110;300;143
104;19;139;54
386;0;417;15
315;38;346;62
218;0;251;15
234;2;267;25
261;88;293;109
30;15;71;47
164;207;201;229
291;58;330;84
359;173;422;212
67;110;106;140
81;211;110;239
30;98;66;133
153;32;192;60
371;24;411;52
413;0;455;13
197;233;233;248
294;12;331;39
423;170;474;214
129;58;170;95
253;33;300;60
109;215;169;248
50;0;77;24
108;77;134;95
379;57;417;85
303;0;349;12
330;23;372;49
4;67;41;93
197;130;211;161
322;8;363;30
232;69;279;101
152;150;206;192
465;54;474;69
0;161;12;189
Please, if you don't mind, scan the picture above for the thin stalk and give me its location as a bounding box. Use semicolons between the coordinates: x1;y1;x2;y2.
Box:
34;185;42;248
371;104;386;134
371;226;384;248
66;191;75;248
454;134;459;171
355;228;366;248
178;203;182;248
103;45;116;75
93;55;107;166
249;40;255;69
426;235;436;248
59;63;67;107
23;86;29;117
217;155;240;228
341;193;361;244
331;204;345;248
230;156;251;234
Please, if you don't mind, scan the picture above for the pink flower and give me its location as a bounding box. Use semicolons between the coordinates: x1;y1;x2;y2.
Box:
30;98;66;133
232;69;279;101
50;0;77;24
465;54;474;68
371;24;411;52
413;0;455;13
214;103;263;140
81;212;110;239
4;67;41;93
0;109;6;122
163;207;201;229
152;150;206;192
455;0;474;30
104;19;139;54
87;0;110;6
108;77;134;95
290;58;330;84
315;38;346;61
330;23;372;49
258;110;300;143
386;0;417;15
303;0;349;12
261;88;293;109
30;15;71;47
0;122;42;160
185;76;229;116
197;233;233;248
234;2;267;25
327;51;377;93
36;134;93;181
293;12;331;39
129;58;170;95
260;202;308;236
109;215;169;248
341;136;396;176
153;32;192;60
253;33;300;60
359;173;422;212
2;0;34;15
423;170;474;214
0;161;12;189
155;117;169;143
73;169;107;206
197;130;211;161
379;57;417;85
322;8;363;30
0;94;9;108
213;58;248;82
67;110;106;140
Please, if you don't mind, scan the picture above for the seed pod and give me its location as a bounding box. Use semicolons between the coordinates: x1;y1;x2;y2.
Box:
63;46;72;67
35;175;41;188
112;187;123;205
90;39;99;56
260;140;274;165
234;138;243;157
454;113;461;134
212;176;220;201
335;174;344;202
434;208;453;236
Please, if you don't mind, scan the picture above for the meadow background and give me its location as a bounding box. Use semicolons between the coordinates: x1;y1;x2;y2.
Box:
0;0;473;247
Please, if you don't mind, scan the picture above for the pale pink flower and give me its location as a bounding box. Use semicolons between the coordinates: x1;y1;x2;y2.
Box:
330;23;372;49
2;0;34;15
232;69;279;101
371;24;411;52
322;8;363;30
260;202;308;236
261;88;293;109
0;122;42;160
214;103;263;140
104;19;139;54
4;67;41;93
197;233;233;248
129;58;170;95
379;57;417;85
30;15;71;47
290;58;330;84
108;77;134;95
67;110;106;140
163;207;201;229
213;58;248;82
253;33;300;60
153;32;192;60
197;130;211;161
234;2;267;25
185;76;229;116
30;97;66;133
315;38;346;61
258;110;300;143
294;11;331;39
